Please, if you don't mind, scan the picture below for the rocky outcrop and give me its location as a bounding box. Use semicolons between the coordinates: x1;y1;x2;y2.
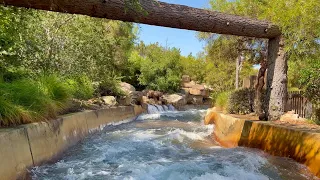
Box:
187;95;204;105
102;96;117;106
180;75;212;105
117;83;143;106
119;82;136;94
162;94;187;107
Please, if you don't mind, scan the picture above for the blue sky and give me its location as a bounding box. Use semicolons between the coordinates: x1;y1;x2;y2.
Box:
137;0;210;56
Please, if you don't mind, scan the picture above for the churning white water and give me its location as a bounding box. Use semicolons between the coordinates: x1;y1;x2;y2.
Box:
31;109;317;180
147;104;176;114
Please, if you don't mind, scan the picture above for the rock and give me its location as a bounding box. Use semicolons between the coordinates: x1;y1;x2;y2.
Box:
189;88;202;96
142;96;150;104
162;94;187;107
117;96;131;106
131;91;143;105
180;88;190;95
189;88;209;97
181;81;196;88
187;95;203;105
147;90;163;100
181;75;191;82
119;82;136;95
102;96;117;106
118;91;143;106
191;84;205;90
203;98;213;106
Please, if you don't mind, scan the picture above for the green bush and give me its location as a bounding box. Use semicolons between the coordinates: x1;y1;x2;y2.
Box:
215;91;231;111
228;88;255;114
136;44;183;93
97;75;125;97
0;67;32;82
67;76;94;100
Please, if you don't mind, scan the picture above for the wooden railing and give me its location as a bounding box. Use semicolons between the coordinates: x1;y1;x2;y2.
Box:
286;91;314;118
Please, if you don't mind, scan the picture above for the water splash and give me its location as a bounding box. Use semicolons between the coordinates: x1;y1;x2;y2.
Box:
31;109;317;180
147;104;176;114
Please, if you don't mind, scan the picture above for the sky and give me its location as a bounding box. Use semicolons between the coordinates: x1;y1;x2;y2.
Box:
137;0;210;56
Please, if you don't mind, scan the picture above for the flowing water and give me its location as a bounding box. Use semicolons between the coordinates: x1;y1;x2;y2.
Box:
31;107;317;180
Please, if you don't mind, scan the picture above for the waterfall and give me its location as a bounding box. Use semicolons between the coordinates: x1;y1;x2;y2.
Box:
168;104;176;111
155;105;164;112
147;104;176;114
163;105;169;111
147;105;159;114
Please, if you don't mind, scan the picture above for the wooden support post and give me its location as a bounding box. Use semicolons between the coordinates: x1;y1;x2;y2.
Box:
265;36;288;121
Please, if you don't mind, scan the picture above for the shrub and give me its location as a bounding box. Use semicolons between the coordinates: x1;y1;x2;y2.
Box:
215;91;231;111
0;66;32;82
67;75;94;100
97;75;125;97
228;88;255;114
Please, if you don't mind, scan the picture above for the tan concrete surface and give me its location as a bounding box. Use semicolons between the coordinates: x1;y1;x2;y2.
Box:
0;106;142;180
205;110;320;178
0;128;33;180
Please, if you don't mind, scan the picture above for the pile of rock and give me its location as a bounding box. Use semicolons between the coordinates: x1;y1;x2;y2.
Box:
139;75;212;109
69;76;213;111
180;75;211;105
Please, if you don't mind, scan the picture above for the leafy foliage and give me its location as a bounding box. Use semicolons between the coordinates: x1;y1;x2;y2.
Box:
131;43;183;93
228;88;255;114
67;75;94;100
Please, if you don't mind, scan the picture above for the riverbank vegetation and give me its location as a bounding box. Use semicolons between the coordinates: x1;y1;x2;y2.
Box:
1;0;319;126
207;0;320;122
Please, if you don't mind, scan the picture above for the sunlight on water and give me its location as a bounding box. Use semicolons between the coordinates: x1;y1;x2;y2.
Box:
31;109;318;180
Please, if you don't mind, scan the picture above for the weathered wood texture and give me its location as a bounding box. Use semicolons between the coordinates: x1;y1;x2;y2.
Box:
266;36;288;121
0;0;281;38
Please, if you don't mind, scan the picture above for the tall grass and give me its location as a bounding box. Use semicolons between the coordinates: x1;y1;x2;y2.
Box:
0;75;72;126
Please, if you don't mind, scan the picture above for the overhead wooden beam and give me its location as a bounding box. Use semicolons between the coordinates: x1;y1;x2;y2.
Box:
0;0;281;38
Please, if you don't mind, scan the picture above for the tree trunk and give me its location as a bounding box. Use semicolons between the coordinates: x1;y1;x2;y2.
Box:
255;59;267;116
0;0;281;38
235;52;244;89
235;55;240;89
265;36;288;121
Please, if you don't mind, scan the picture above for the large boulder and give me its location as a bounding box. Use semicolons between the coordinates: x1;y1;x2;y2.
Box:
187;95;204;105
181;81;196;88
118;91;143;106
102;96;117;106
189;88;209;97
162;94;187;107
181;75;191;82
119;82;136;95
180;88;190;95
147;90;163;100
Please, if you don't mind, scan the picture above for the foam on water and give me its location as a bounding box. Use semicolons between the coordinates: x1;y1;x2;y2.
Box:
31;109;318;180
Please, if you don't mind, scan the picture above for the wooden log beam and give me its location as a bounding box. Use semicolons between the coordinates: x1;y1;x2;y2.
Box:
0;0;281;38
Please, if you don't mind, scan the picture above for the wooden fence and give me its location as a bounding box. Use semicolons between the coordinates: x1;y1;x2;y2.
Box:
286;91;315;118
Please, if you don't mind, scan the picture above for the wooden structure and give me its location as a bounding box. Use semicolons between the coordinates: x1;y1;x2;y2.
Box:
0;0;287;120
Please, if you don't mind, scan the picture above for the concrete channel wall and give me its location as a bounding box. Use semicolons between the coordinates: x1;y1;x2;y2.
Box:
0;105;145;180
205;110;320;178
